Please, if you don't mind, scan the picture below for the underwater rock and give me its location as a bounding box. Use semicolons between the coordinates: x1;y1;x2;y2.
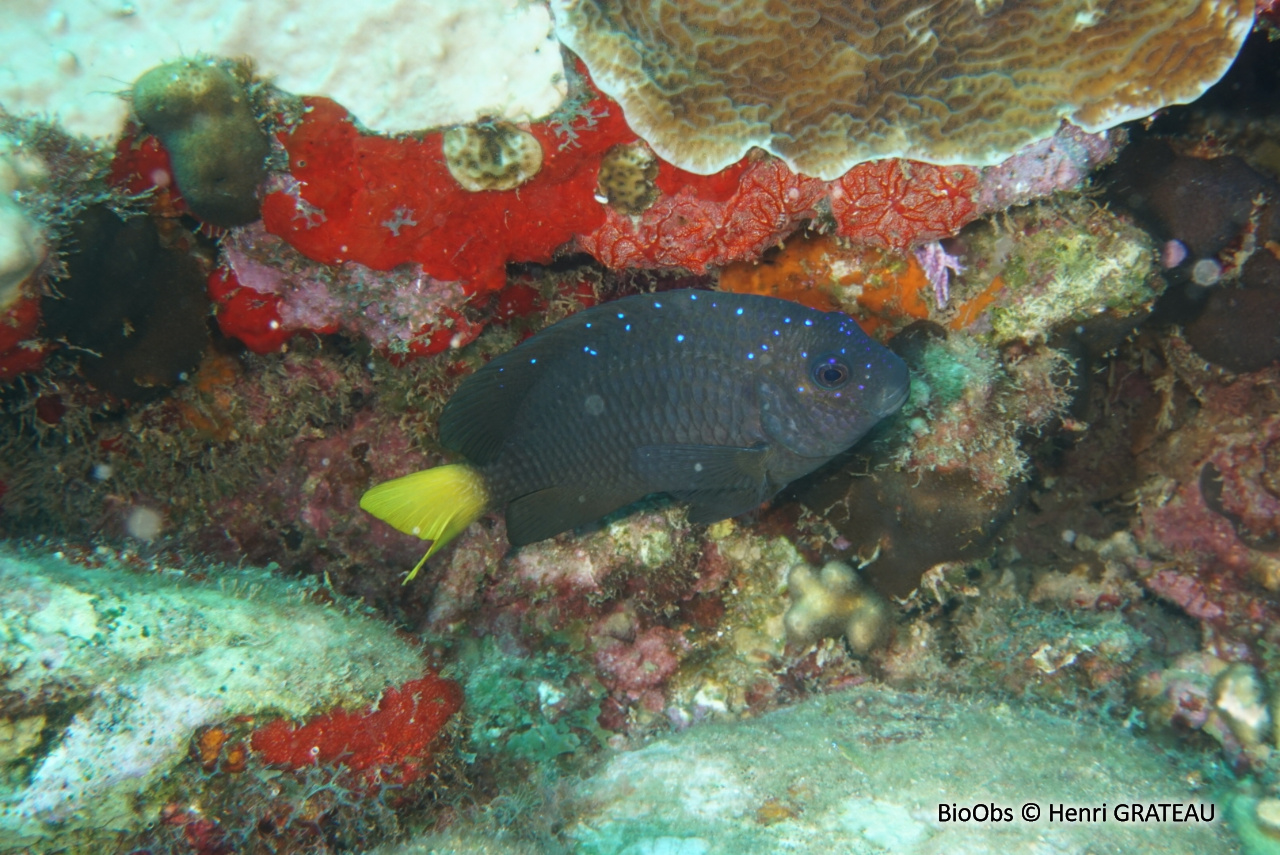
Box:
1103;139;1276;262
1129;335;1280;655
0;137;47;316
885;330;1072;501
1183;210;1280;373
795;465;1022;598
389;684;1230;854
1185;274;1280;373
39;205;210;401
0;543;429;848
131;58;270;227
949;199;1161;347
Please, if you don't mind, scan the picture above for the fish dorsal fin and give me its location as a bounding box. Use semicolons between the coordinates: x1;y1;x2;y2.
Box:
631;444;770;494
504;483;639;547
439;307;607;464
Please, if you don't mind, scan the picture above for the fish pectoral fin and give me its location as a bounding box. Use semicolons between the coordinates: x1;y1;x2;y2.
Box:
504;484;637;547
677;488;772;524
631;443;769;494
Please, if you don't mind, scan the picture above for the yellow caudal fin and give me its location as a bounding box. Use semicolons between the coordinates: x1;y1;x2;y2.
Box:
359;464;490;583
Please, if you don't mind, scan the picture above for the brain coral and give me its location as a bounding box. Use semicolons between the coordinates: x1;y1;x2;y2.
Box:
552;0;1254;179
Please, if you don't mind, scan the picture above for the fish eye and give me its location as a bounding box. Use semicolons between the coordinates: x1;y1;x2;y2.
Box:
811;355;851;389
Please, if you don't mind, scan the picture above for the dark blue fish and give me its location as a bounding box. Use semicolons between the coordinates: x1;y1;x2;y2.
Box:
361;289;909;578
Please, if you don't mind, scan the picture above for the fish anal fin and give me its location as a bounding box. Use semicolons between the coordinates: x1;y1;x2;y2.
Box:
677;488;771;524
505;484;637;547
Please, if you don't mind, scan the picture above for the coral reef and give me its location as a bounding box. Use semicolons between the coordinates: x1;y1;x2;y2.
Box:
237;72;1120;360
1;10;1277;855
551;0;1252;178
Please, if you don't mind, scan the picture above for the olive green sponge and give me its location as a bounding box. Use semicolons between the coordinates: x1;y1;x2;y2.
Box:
131;58;269;227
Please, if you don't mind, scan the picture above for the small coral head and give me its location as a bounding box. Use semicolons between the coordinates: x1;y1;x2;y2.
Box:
552;0;1254;177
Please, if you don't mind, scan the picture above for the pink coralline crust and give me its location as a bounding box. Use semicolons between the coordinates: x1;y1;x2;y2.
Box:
593;624;691;701
200;406;430;577
419;509;704;639
1137;411;1280;582
975;125;1118;214
1141;480;1266;584
1130;363;1280;647
490;537;628;629
1209;440;1280;540
1142;564;1280;660
578;158;826;270
424;521;509;631
1144;568;1227;620
222;224;470;351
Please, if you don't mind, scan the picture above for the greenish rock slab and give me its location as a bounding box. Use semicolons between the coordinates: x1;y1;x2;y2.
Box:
564;686;1234;855
0;543;426;848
